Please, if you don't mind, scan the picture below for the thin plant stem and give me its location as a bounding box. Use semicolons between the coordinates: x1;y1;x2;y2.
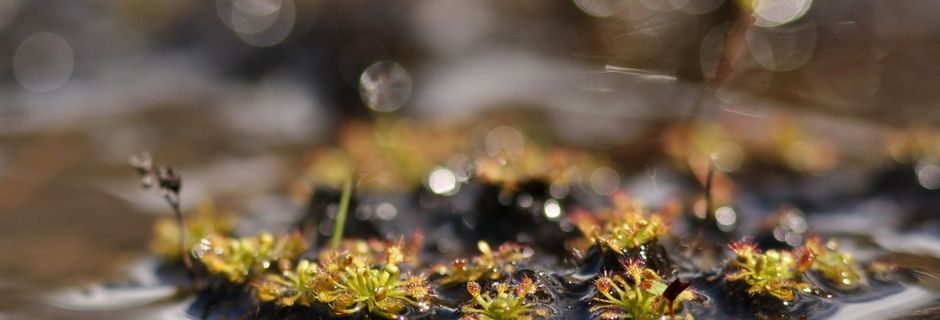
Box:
166;193;199;289
704;159;714;219
684;160;715;262
331;177;353;249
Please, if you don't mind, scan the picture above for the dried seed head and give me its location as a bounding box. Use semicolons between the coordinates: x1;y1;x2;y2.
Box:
156;167;181;194
129;152;155;188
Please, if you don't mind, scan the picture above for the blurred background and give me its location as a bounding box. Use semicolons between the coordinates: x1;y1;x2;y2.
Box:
1;0;940;315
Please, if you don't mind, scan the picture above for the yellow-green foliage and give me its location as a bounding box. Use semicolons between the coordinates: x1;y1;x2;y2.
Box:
591;259;695;320
195;231;307;283
151;201;232;261
300;120;462;192
805;237;866;290
253;259;320;306
461;275;550;320
433;241;532;284
575;195;667;253
726;241;809;301
254;239;431;319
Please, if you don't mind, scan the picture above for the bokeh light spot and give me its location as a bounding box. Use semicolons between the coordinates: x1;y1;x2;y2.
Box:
715;206;737;231
14;32;74;93
359;61;413;112
544;199;562;221
916;159;940;190
484;126;525;158
218;0;296;47
375;203;398;220
754;0;813;28
428;167;459;196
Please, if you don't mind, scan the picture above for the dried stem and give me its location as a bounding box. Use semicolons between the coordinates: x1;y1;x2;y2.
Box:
165;192;198;289
130;153;199;289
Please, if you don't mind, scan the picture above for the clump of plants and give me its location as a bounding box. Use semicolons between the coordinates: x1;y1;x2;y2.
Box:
574;194;668;254
591;258;695;320
725;235;872;303
725;240;811;301
804;236;866;290
461;275;551;320
128;121;909;319
252;258;320;307
295;121;612;196
661;118;838;174
253;239;432;318
194;231;307;283
474;145;609;192
433;241;533;284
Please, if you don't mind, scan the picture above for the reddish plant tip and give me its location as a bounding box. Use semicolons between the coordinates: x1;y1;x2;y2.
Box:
515;275;535;297
639;270;658;290
794;247;817;273
608;191;632;205
596;277;613;293
619;257;646;270
729;239;758;254
467;281;481;297
569;208;596;226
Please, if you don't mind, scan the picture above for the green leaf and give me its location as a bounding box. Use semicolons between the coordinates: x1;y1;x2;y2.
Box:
648;282;667;295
